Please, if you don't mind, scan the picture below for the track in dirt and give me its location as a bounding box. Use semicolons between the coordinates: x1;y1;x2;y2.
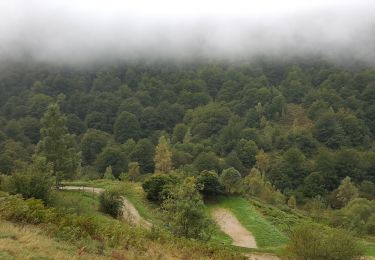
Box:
211;208;257;248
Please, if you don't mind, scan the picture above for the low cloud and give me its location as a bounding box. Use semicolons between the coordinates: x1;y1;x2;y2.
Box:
1;0;375;64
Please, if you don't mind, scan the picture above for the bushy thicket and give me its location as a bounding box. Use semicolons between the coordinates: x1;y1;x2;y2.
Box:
99;189;123;218
161;177;214;241
283;223;363;260
0;157;54;204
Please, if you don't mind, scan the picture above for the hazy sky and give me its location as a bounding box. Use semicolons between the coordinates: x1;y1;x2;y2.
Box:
1;0;375;64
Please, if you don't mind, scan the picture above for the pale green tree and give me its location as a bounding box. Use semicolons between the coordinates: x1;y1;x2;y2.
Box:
128;162;140;181
154;136;172;173
336;176;359;206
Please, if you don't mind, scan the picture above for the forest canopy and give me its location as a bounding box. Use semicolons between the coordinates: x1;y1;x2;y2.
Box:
0;60;374;202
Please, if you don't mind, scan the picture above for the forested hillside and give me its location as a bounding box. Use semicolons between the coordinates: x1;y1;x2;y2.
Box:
1;61;374;198
1;60;375;258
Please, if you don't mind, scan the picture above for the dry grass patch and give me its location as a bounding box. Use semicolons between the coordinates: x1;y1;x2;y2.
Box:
0;221;103;260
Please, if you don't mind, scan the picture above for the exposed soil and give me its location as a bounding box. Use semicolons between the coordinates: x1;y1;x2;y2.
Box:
245;253;281;260
211;208;257;248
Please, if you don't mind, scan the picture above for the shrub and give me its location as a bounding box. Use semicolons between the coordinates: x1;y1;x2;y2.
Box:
243;167;285;205
283;223;363;260
196;170;223;197
335;176;359;207
162;177;214;240
142;173;179;203
1;162;54;204
366;214;375;235
328;198;375;235
0;192;56;224
219;167;242;194
99;190;123;218
287;196;297;209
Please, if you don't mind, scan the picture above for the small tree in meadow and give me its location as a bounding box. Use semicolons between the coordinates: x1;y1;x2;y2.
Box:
162;177;214;240
103;166;115;180
288;196;297;209
128;162;140;181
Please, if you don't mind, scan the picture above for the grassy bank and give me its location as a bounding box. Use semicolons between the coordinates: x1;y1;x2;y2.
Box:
208;196;288;252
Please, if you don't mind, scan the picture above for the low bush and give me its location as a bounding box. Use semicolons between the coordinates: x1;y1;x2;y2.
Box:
1;165;54;204
99;189;123;218
196;170;223;197
283;222;363;260
142;173;179;203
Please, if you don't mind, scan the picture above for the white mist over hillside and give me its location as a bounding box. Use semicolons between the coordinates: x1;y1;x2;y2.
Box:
1;0;374;64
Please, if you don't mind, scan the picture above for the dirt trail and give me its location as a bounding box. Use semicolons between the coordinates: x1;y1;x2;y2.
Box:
61;186;152;228
211;208;257;248
245;253;280;260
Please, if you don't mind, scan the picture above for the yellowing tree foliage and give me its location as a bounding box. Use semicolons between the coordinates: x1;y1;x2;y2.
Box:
154;135;172;173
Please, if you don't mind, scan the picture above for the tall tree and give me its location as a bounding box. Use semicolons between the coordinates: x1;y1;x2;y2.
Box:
114;111;140;143
36;104;81;187
154;135;172;173
130;139;155;173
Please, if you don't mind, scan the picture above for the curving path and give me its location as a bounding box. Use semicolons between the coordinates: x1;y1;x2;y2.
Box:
61;186;152;229
211;208;257;248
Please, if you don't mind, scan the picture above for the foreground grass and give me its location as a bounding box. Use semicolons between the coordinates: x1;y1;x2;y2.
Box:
0;220;102;260
53;190;115;225
208;196;288;252
53;191;100;214
0;191;245;259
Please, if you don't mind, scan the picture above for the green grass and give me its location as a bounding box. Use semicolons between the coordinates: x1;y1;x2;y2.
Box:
251;199;306;235
208;196;289;250
362;241;375;256
53;190;114;223
53;190;98;214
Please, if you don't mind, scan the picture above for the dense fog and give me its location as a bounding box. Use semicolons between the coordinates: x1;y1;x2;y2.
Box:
1;0;375;64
